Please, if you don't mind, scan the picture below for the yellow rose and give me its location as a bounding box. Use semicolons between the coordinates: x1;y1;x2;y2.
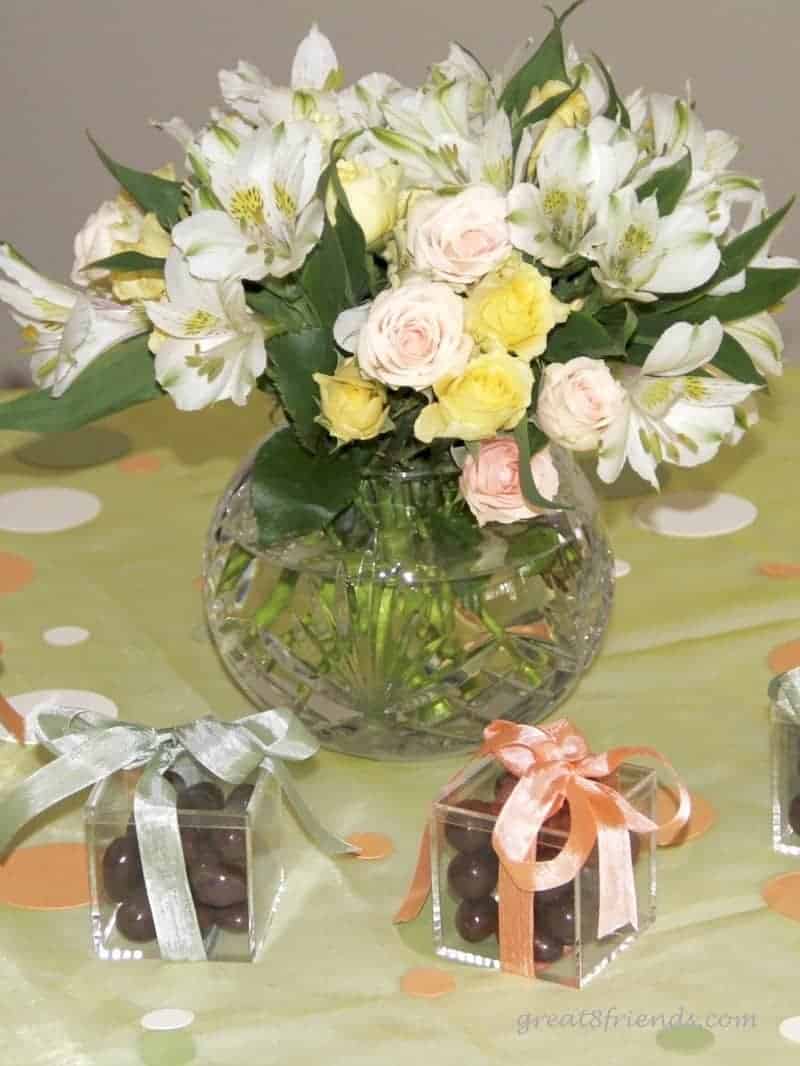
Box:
110;212;172;303
466;258;570;361
414;347;533;443
313;358;393;443
524;79;591;176
326;159;400;247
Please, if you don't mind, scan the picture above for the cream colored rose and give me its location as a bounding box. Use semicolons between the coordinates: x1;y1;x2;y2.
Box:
414;346;533;443
326;159;401;248
466;257;570;361
460;437;559;526
406;184;512;286
109;212;172;303
71;200;127;287
356;279;472;390
525;79;591;176
536;357;626;451
313;358;392;443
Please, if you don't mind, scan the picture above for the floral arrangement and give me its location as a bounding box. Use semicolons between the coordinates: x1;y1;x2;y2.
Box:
1;2;797;546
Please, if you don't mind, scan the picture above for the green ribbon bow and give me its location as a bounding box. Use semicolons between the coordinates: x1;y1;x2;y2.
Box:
0;704;358;961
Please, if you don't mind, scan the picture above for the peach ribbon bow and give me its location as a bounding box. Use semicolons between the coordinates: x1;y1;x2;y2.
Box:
394;718;691;978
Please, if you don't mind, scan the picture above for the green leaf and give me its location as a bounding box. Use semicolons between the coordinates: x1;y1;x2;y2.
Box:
511;88;573;151
507;524;561;566
427;506;483;553
513;420;571;510
245;287;309;332
250;426;367;546
0;334;159;432
87;251;166;273
711;333;764;385
598;303;638;349
716;196;796;282
301;204;370;328
636;152;692;216
266;328;337;447
499;0;586;118
328;159;370;298
543;310;622;362
638;267;800;334
593;52;631;128
88;133;185;230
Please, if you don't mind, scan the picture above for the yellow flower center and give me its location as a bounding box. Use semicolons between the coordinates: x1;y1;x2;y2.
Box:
273;183;297;219
229;186;265;224
621;224;655;257
184;309;219;336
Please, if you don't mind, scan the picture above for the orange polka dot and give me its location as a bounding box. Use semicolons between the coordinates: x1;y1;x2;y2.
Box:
656;789;717;847
759;563;800;579
0;843;90;909
401;967;456;998
0;553;34;597
762;873;800;923
769;640;800;675
347;832;395;860
119;454;162;474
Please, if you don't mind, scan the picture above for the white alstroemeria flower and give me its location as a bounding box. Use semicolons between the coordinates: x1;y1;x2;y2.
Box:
725;312;784;377
144;251;265;410
371;78;512;190
590;186;721;302
0;243;147;396
564;44;609;119
337;72;403;133
597;319;760;487
172;121;325;282
508;120;635;268
429;43;492;119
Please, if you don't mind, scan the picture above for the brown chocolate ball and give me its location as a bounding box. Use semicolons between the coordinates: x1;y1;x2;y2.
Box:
177;782;225;811
194;902;216;936
163;769;186;792
215;900;249;933
788;794;800;835
447;847;499;901
533;928;564;964
444;800;495;854
102;835;144;902
190;862;247;908
226;784;255;812
455;897;498;943
210;827;247;868
116;890;156;943
535;897;576;946
494;773;518;806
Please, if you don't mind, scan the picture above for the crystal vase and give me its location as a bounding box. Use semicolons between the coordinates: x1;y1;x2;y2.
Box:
203;442;613;760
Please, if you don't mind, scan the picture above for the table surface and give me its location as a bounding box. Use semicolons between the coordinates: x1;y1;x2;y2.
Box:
1;371;799;1066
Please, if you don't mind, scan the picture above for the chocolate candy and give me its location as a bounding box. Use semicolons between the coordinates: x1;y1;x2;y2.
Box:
195;902;216;936
536;897;576;946
180;829;215;867
447;847;499;901
455;897;498;943
789;794;800;835
444;800;494;854
533;929;563;964
102;835;144;902
226;784;255;812
163;769;186;792
215;900;249;933
210;826;247;868
116;890;156;942
190;862;247;908
178;782;225;811
494;773;518;806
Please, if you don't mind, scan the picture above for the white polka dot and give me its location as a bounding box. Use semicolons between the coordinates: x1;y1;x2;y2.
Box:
140;1009;195;1032
43;626;90;647
633;491;757;539
0;689;118;745
0;488;101;534
779;1016;800;1043
614;558;631;578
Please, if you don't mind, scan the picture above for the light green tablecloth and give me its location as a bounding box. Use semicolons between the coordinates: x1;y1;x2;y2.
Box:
1;372;799;1066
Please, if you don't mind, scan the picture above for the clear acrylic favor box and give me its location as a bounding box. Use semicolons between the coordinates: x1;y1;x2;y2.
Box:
770;668;800;855
431;755;657;988
85;756;283;961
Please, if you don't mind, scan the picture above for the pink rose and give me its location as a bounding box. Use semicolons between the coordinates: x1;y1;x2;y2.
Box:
459;438;559;526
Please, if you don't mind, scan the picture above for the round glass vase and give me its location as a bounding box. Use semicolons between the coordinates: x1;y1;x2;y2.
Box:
203;442;614;760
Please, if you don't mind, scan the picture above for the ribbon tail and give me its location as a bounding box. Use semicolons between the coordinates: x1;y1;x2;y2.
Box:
393;822;432;924
595;817;639;939
0;730;144;856
267;758;357;856
135;759;206;962
498;863;536;977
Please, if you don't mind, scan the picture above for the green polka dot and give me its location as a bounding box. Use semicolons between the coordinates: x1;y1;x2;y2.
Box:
17;427;130;469
137;1030;197;1066
656;1024;715;1054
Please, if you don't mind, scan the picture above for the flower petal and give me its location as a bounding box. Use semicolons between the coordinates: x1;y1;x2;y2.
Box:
640;319;723;378
291;25;340;91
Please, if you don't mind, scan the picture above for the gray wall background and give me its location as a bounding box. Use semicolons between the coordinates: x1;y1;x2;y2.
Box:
0;0;798;381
